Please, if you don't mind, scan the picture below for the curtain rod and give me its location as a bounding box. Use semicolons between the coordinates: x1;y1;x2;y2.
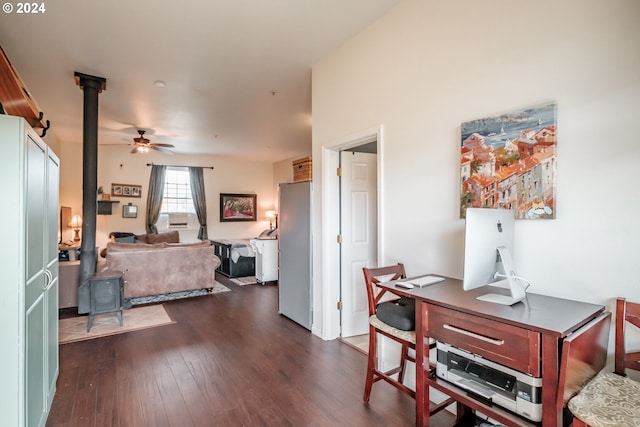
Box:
146;163;214;169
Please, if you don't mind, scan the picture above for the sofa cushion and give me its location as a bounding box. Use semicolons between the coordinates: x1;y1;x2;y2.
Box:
110;231;135;240
167;241;211;248
101;231;138;258
134;234;149;243
136;231;180;244
107;242;166;252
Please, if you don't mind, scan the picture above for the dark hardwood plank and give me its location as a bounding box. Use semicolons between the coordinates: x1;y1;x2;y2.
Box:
47;280;455;426
113;334;146;427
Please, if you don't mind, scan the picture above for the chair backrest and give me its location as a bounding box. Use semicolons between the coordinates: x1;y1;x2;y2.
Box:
615;297;640;376
362;263;407;316
557;311;611;406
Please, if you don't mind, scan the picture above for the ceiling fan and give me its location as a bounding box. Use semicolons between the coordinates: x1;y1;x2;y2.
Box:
131;129;175;154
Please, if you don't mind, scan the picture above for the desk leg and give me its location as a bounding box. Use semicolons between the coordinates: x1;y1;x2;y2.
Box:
542;334;561;427
416;301;428;427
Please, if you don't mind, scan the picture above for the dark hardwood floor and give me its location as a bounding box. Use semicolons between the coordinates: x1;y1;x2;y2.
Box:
47;277;455;427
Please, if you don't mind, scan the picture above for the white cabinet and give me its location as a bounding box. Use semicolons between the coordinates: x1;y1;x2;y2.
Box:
0;115;59;427
250;238;279;283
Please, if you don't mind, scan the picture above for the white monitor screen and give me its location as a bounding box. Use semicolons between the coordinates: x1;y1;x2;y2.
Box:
463;208;515;291
463;208;527;305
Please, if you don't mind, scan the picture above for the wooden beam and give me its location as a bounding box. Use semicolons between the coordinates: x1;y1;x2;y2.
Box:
0;45;47;129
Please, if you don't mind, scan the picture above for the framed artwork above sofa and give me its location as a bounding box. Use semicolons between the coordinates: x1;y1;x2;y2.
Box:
220;193;257;222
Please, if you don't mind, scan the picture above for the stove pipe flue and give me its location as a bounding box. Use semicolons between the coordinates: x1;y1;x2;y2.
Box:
74;71;106;314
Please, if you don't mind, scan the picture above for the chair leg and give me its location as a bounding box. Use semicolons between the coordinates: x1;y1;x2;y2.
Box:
398;342;409;384
454;402;475;424
363;327;377;402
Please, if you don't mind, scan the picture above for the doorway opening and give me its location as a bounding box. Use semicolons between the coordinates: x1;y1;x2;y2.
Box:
339;144;378;339
321;126;383;341
337;140;379;353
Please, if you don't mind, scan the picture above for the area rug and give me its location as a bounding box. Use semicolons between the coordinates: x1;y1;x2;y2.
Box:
230;276;257;286
129;281;231;305
59;304;175;344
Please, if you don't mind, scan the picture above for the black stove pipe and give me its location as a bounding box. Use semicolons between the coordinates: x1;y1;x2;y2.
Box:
74;72;106;314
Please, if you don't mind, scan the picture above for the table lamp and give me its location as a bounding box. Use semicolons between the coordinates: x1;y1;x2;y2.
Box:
70;214;82;242
265;210;278;230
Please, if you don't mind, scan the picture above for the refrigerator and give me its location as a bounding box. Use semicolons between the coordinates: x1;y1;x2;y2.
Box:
278;181;312;330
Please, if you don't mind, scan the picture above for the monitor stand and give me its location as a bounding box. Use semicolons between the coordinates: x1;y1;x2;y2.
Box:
476;246;527;306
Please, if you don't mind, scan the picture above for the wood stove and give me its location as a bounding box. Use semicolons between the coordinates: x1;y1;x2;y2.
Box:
87;270;124;332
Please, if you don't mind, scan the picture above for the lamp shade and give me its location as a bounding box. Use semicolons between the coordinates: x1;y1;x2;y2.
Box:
265;209;278;230
69;214;82;229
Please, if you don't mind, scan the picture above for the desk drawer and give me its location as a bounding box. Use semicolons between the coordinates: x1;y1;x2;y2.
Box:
428;304;540;376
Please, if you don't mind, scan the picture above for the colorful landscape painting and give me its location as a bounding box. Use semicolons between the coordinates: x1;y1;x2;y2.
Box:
460;101;557;219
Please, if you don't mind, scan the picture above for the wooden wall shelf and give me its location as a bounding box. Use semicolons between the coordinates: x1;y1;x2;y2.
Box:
0;46;49;132
97;200;120;215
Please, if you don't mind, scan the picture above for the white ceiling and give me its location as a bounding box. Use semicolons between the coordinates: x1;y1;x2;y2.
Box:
0;0;401;162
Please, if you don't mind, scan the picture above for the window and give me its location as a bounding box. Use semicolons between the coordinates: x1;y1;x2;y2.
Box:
161;167;195;214
157;167;200;232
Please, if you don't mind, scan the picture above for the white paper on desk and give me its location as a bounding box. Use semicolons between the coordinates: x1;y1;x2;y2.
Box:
408;275;445;287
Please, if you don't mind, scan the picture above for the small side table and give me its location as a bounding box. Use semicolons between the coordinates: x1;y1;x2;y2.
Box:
87;270;124;332
59;260;81;309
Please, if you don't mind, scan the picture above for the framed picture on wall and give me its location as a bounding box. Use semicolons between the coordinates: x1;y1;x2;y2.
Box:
220;193;257;222
111;183;142;198
122;203;138;218
459;101;557;220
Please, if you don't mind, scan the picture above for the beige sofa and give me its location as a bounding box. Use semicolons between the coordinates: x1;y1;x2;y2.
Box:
103;240;221;299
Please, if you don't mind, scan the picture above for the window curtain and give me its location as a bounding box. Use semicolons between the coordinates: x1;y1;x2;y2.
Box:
145;165;166;234
189;167;208;240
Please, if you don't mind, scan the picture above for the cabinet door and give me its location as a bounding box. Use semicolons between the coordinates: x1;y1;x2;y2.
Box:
45;277;58;408
25;133;46;308
25;130;50;427
26;295;46;427
45;148;60;409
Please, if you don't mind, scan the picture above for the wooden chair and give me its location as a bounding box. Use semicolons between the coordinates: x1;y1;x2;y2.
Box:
568;297;640;426
362;264;454;416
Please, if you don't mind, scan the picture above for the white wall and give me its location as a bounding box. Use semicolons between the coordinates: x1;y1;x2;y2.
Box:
312;0;640;339
58;139;84;243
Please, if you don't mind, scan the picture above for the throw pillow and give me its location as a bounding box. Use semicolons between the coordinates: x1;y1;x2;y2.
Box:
114;235;136;244
146;230;180;244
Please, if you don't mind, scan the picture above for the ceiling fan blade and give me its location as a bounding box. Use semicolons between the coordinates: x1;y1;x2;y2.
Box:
152;146;175;154
149;143;175;148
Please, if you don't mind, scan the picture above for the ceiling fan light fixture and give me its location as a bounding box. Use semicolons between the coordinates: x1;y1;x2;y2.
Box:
131;129;175;154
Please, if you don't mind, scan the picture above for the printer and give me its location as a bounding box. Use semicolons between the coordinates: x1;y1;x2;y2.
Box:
435;341;543;422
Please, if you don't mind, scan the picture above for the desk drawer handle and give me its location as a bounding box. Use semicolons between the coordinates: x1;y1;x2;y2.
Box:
443;324;504;346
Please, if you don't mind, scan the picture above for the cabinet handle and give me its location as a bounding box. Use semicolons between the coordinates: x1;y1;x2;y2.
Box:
44;269;52;288
443;323;504;346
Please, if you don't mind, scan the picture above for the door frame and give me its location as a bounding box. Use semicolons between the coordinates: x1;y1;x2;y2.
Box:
321;125;384;340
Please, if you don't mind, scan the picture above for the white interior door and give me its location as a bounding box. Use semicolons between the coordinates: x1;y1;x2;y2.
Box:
340;151;377;337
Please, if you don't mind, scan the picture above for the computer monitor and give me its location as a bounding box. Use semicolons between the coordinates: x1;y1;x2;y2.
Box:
462;208;527;305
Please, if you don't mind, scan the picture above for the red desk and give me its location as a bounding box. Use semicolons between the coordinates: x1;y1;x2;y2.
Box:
378;276;605;427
